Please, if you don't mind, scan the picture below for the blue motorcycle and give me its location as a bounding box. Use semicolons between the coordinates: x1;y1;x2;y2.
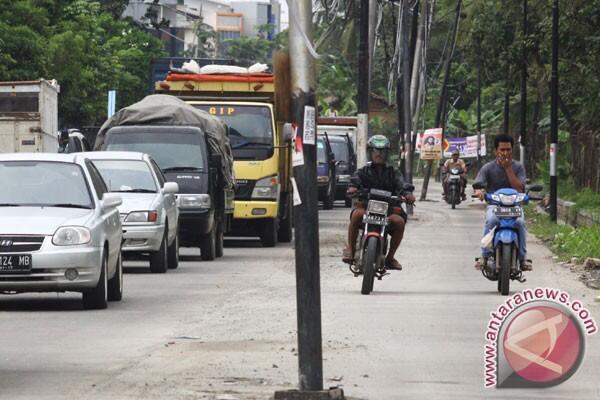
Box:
472;183;543;295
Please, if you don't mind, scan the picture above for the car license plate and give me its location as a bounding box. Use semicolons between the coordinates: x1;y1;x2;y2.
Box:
495;207;522;218
0;254;32;273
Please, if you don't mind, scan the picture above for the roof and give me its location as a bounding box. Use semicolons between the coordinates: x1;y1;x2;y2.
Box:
0;153;79;163
317;116;357;126
79;151;147;161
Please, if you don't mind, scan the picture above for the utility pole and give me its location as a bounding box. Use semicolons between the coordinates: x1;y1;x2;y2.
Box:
520;0;528;169
550;0;558;222
289;0;322;392
357;0;370;168
420;0;461;201
477;43;482;170
402;1;413;186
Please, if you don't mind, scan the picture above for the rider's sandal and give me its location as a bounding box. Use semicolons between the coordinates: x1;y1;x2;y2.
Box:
520;260;533;271
342;248;355;264
474;257;484;271
385;259;402;271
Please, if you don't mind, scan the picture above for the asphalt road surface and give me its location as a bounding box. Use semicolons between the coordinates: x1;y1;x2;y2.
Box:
1;181;599;399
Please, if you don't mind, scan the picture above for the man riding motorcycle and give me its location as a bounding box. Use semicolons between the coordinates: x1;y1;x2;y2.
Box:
442;149;467;200
473;134;532;271
342;135;415;271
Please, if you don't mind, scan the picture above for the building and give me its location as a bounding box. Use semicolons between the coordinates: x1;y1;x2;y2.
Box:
230;0;281;39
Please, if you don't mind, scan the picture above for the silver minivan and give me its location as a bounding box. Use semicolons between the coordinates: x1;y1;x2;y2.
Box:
84;152;179;273
0;153;123;309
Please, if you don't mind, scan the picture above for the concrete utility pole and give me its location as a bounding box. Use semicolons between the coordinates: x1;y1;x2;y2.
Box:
357;0;370;168
550;0;558;222
520;0;528;169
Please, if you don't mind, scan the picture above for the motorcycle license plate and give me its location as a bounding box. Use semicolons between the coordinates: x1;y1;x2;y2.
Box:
495;207;522;218
365;214;387;225
0;254;32;273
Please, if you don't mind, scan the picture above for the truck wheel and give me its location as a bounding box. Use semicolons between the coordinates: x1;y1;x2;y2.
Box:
215;224;224;258
345;197;352;208
278;196;293;243
260;218;278;247
200;226;216;261
323;179;335;210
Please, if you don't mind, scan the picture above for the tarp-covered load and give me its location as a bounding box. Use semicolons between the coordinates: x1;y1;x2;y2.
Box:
94;94;234;188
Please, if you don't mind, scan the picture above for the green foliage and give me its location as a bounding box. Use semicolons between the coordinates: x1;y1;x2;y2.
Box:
220;25;286;66
0;0;165;127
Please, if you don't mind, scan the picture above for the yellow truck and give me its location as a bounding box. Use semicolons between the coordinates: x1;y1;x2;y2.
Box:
155;70;293;247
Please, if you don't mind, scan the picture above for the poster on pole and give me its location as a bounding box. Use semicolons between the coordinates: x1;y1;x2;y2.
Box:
442;136;487;158
303;106;316;145
292;124;304;167
419;128;443;160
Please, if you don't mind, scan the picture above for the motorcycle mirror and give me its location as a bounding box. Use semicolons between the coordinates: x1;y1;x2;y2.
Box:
472;182;485;190
527;184;543;192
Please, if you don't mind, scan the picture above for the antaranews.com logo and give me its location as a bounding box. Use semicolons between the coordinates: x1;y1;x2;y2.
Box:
484;287;598;388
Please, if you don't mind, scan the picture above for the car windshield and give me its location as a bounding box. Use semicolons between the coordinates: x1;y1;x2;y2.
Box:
92;160;157;193
0;161;92;208
104;132;206;171
329;138;349;162
317;138;328;164
195;105;273;147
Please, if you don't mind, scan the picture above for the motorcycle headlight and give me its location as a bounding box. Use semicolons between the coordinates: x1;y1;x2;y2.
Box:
491;194;501;202
337;174;351;183
451;168;460;174
516;193;527;203
52;226;91;246
317;176;330;183
499;194;517;206
177;194;211;208
252;175;279;199
125;211;158;223
367;200;389;215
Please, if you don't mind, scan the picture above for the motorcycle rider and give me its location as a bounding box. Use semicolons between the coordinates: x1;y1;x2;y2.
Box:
342;135;415;271
473;134;531;271
442;149;467;200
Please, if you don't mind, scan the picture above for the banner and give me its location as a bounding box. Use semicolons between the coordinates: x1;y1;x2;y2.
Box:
416;132;487;159
419;128;444;160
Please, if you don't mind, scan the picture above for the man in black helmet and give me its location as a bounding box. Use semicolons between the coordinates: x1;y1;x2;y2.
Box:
342;135;415;271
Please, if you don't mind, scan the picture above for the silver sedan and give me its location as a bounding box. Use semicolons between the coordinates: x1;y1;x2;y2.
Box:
84;152;179;273
0;153;123;309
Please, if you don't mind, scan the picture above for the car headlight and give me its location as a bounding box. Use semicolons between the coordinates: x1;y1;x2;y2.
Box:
337;174;351;183
52;226;91;246
177;194;211;208
125;211;158;223
317;176;330;184
252;175;279;199
367;200;389;215
499;194;517;206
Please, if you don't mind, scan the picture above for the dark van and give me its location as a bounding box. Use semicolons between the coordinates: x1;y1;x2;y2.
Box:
316;133;337;210
327;134;356;207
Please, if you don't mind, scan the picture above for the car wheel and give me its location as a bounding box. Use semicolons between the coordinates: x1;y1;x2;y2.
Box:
108;251;123;301
83;252;108;310
168;231;179;269
150;232;168;273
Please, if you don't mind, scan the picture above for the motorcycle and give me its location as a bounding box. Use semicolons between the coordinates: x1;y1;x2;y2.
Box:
472;183;543;295
445;167;465;209
348;185;414;295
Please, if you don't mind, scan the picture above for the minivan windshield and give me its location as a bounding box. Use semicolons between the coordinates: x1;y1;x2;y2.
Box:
104;131;206;171
92;160;157;193
329;137;350;162
317;138;328;164
0;161;92;208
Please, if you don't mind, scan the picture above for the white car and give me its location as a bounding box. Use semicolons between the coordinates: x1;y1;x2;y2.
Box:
0;153;123;309
84;152;179;273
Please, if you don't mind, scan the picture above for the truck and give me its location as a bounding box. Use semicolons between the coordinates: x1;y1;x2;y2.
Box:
94;94;235;260
0;80;60;153
154;60;293;247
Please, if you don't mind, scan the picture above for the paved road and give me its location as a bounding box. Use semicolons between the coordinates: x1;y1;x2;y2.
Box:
1;181;598;399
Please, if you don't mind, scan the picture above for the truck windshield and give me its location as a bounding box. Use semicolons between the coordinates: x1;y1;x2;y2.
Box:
104;132;206;171
329;138;349;162
317;138;328;164
195;105;274;159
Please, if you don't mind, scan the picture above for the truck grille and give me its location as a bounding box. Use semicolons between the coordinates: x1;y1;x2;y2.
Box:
0;236;45;252
234;180;256;200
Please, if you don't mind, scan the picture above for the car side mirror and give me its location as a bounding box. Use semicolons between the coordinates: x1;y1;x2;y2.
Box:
472;182;485;190
163;182;179;194
101;193;122;211
210;154;222;169
283;123;293;142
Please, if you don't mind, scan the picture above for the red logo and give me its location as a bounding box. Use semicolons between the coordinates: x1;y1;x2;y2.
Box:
503;305;583;384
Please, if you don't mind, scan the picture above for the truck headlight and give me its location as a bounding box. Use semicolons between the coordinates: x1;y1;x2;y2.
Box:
317;176;330;184
125;211;158;223
52;226;91;246
252;175;279;199
337;174;351;183
177;194;211;208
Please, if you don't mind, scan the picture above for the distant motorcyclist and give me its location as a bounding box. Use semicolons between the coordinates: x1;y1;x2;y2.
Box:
473;134;531;271
442;149;467;200
342;135;415;271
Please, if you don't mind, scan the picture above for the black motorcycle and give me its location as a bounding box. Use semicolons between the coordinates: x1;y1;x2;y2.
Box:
349;186;414;295
445;167;464;209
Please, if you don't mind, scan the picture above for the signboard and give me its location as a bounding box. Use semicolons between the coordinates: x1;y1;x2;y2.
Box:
303;106;316;145
419;128;444;160
416;133;487;159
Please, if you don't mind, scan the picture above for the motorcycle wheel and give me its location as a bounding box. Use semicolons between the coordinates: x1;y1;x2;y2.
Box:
499;243;512;295
361;236;378;295
451;188;457;209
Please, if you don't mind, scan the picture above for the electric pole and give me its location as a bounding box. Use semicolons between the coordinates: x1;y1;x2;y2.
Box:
357;0;370;168
520;0;528;169
550;0;558;222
